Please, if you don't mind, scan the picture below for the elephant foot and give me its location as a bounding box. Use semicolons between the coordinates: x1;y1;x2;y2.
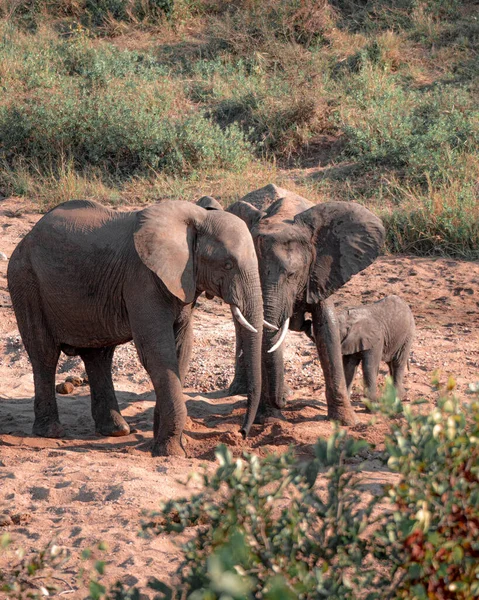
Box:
96;412;130;437
327;404;358;427
33;418;65;438
151;437;186;457
254;405;285;425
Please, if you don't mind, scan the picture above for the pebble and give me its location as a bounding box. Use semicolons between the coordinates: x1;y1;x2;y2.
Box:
65;376;83;387
0;514;13;527
0;252;7;261
56;381;74;394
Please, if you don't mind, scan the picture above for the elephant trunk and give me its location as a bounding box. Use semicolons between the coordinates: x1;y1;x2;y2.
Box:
228;271;263;438
261;291;290;409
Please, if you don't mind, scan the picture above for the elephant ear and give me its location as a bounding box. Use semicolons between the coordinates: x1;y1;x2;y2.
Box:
339;309;378;355
295;202;385;304
227;201;265;230
134;201;206;303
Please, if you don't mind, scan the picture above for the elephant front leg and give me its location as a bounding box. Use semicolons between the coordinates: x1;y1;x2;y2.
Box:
133;324;187;457
312;299;358;426
80;346;130;437
175;313;194;386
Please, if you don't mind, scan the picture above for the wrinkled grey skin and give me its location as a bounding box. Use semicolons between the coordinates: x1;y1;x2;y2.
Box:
338;295;415;403
200;185;385;426
7;200;263;457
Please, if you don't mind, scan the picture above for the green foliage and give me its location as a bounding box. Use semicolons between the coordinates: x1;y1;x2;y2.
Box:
374;379;479;599
0;0;478;257
340;74;479;186
143;430;383;600
0;30;252;178
137;381;479;600
0;538;70;598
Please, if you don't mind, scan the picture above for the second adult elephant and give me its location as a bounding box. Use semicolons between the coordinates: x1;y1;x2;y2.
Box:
227;185;385;426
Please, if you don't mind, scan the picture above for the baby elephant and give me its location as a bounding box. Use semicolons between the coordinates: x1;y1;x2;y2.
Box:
337;295;415;403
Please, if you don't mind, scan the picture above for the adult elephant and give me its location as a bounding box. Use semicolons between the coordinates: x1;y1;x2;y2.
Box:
226;184;385;426
7;199;263;456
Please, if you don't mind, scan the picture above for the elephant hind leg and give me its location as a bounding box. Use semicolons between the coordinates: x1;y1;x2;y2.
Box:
343;354;361;397
79;346;130;437
31;351;64;438
387;355;408;400
10;279;64;438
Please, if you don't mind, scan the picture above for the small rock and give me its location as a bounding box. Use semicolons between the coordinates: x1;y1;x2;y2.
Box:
11;513;32;525
56;381;74;394
65;376;83;387
0;514;12;527
0;252;7;261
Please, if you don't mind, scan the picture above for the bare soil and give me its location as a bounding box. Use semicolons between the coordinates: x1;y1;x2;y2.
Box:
1;197;478;596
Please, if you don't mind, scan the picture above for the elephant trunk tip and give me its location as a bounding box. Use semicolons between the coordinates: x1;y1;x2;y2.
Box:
240;420;252;439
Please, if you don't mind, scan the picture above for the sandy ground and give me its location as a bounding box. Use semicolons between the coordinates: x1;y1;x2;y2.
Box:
0;197;478;596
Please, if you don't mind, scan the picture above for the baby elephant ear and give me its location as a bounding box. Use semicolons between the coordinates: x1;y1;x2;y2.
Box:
295;202;385;304
339;310;377;355
227;201;265;230
134;201;205;304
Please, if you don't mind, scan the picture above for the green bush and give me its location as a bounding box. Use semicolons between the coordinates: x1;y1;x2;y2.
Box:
375;381;479;599
143;429;381;599
139;381;479;599
340;73;479;186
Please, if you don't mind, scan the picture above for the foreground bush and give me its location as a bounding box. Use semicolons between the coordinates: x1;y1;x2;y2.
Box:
136;381;479;599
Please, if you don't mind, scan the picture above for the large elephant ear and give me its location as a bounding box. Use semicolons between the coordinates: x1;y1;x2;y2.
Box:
134;201;206;303
227;201;265;230
295;202;385;303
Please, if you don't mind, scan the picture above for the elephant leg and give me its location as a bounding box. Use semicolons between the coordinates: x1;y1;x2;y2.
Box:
362;348;381;404
14;300;64;438
131;318;186;457
312;299;357;426
30;350;63;438
343;354;360;397
388;356;407;400
79;346;130;437
228;317;248;395
175;314;193;386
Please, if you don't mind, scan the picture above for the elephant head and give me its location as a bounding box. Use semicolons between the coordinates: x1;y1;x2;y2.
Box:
230;190;385;412
134;200;263;436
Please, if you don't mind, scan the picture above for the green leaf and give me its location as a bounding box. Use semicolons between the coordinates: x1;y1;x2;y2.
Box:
89;580;106;600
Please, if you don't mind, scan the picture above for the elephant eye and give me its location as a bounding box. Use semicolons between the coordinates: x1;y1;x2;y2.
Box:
225;261;233;270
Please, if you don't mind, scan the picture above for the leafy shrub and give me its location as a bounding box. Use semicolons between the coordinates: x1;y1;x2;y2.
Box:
0;535;70;598
340;74;479;186
139;381;479;599
375;380;479;599
143;429;382;599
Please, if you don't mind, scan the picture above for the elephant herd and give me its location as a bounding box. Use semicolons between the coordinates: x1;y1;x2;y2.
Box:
6;184;415;457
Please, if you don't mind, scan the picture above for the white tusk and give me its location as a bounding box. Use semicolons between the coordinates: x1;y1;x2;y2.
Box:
237;349;244;359
231;305;258;334
267;318;290;353
263;320;279;331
